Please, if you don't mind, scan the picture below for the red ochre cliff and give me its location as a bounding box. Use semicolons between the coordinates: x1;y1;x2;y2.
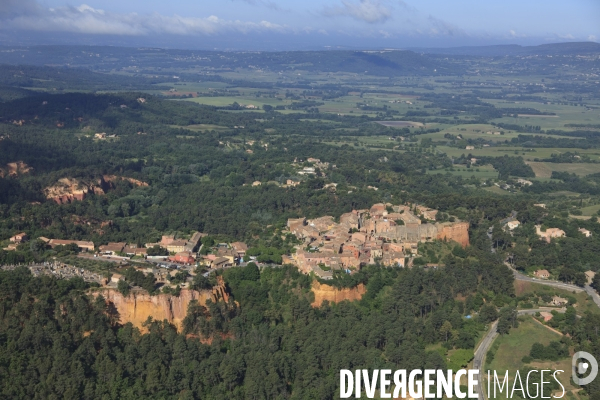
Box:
93;279;230;333
311;280;366;308
44;175;148;204
436;221;470;247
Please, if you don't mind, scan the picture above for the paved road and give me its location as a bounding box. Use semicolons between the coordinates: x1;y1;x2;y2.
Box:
474;308;565;400
474;235;600;400
474;260;600;400
511;266;600;308
474;321;498;400
508;264;585;293
584;285;600;308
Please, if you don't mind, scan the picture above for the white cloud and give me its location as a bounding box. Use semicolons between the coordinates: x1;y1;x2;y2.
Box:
0;3;287;36
322;0;399;24
588;35;597;42
508;30;526;38
557;33;575;40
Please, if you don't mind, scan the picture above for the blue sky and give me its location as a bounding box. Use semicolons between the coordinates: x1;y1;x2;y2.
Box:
1;0;598;49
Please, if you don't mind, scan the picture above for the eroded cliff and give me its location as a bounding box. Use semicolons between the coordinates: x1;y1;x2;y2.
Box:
436;221;470;247
311;280;366;307
95;288;209;332
94;279;230;333
0;161;32;178
44;175;148;204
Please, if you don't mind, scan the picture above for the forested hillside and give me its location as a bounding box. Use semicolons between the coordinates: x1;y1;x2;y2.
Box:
0;255;518;399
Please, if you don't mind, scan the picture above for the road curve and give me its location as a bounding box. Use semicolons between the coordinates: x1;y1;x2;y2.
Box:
473;309;566;400
506;263;585;292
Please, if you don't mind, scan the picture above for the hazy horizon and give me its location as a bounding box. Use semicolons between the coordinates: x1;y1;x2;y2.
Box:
0;0;598;51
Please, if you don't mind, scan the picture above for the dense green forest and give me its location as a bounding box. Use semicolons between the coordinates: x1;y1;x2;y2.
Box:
0;256;517;399
0;260;598;399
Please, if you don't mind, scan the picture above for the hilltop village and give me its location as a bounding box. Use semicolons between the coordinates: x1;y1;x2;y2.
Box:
286;203;469;279
2;203;470;284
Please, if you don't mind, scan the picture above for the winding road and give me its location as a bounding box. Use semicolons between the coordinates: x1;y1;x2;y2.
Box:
508;264;600;308
473;264;600;400
473;308;565;400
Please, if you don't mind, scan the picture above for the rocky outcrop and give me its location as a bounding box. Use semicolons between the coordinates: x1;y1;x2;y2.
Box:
0;161;32;178
44;178;107;204
93;277;230;332
311;280;366;307
95;288;209;332
436;221;470;247
44;175;148;204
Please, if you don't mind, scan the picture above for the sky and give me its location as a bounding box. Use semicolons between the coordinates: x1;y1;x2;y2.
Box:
0;0;598;50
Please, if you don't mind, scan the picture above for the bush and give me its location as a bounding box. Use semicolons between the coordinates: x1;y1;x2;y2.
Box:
529;341;569;361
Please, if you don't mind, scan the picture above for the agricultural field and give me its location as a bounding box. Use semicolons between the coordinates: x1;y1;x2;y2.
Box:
435;145;600;162
485;318;575;400
487;99;600;130
579;204;600;216
526;161;600;178
427;164;499;179
419;123;582;142
171;124;230;132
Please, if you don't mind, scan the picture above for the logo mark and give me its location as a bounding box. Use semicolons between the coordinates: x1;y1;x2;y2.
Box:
572;351;598;385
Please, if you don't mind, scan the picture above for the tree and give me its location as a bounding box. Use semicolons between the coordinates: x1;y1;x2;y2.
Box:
147;245;168;256
439;321;453;342
497;306;518;334
29;239;47;254
479;304;498;323
559;268;586;286
117;279;130;296
592;273;600;293
192;274;212;290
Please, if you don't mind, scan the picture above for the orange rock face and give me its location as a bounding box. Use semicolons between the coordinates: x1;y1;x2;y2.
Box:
44;176;148;204
44;177;107;204
436;221;470;247
0;161;32;178
94;288;211;332
93;277;230;333
311;280;366;307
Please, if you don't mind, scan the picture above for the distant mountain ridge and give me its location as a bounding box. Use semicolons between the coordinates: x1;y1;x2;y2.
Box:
0;41;596;81
412;41;600;56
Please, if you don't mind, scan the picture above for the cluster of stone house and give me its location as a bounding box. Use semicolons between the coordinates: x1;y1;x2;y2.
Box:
2;229;253;271
198;242;248;270
579;228;592;238
534;269;596;284
145;232;205;254
500;211;521;231
3;232;29;251
42;238;96;252
535;225;566;242
286;203;469;279
294;157;335;177
534;269;550;279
